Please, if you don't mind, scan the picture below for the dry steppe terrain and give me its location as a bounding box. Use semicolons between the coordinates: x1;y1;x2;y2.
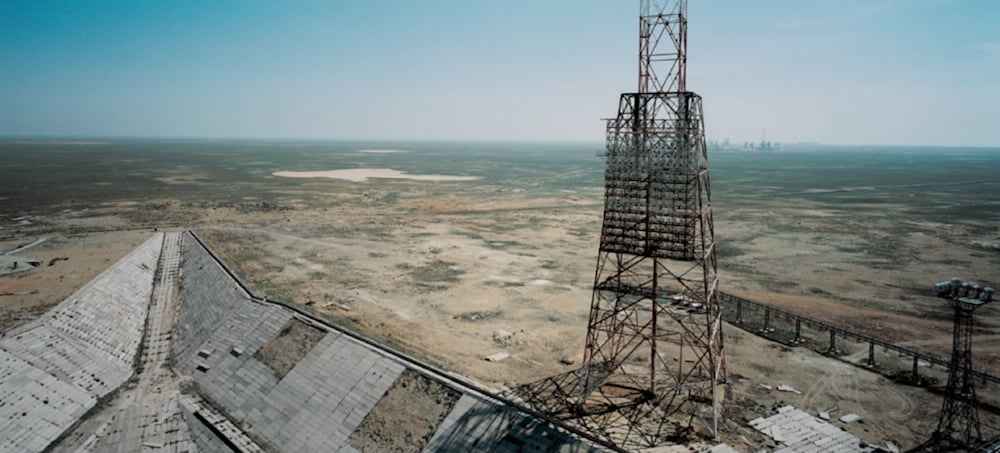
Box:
2;139;998;450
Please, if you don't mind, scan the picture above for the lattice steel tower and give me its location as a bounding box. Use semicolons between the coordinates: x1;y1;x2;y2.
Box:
929;278;993;450
576;0;725;446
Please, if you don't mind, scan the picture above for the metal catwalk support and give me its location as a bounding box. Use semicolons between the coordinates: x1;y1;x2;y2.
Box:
927;278;993;450
575;0;725;447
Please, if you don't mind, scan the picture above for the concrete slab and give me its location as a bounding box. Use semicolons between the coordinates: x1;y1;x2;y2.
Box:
839;413;861;423
752;406;875;453
0;255;42;276
0;233;163;452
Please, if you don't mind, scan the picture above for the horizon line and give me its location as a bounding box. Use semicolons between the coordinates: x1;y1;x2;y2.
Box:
1;134;998;149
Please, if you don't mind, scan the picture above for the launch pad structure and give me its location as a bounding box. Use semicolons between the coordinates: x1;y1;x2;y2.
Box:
573;0;726;447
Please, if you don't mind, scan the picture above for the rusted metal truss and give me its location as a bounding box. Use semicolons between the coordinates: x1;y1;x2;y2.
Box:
570;0;726;447
599;92;706;261
639;0;687;94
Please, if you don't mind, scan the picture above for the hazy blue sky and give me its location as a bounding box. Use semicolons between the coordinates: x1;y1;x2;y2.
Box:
2;1;998;146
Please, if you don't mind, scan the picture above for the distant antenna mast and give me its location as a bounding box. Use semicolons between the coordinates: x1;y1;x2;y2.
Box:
575;0;725;447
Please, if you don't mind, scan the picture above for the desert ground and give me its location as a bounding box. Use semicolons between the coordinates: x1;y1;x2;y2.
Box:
2;139;998;450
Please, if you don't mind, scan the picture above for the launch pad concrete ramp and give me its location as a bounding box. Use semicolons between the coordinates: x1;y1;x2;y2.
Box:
175;231;607;452
0;231;609;452
0;233;163;452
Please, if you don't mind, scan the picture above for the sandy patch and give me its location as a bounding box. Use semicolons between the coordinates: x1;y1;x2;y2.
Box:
155;175;207;185
273;168;480;183
357;149;408;154
10;140;109;145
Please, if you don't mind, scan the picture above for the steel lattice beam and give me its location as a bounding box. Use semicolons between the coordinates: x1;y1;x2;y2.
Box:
573;0;726;447
928;278;993;450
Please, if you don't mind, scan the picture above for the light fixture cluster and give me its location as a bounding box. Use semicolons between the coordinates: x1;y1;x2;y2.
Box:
935;277;993;304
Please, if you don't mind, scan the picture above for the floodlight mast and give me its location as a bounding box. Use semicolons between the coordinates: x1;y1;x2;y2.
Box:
926;278;992;449
576;0;725;447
